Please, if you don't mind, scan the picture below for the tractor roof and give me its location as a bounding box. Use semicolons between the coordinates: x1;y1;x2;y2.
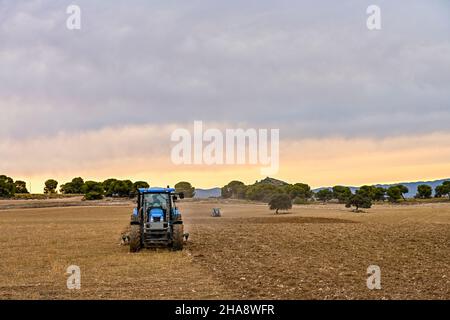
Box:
138;187;176;194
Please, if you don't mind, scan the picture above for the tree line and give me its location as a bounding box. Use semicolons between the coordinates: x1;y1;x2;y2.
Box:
221;179;450;213
0;175;196;200
0;175;29;197
1;173;450;208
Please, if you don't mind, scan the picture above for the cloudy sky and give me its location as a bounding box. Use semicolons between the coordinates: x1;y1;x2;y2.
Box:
1;0;449;191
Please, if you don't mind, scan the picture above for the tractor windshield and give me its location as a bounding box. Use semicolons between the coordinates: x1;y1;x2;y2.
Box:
143;193;170;210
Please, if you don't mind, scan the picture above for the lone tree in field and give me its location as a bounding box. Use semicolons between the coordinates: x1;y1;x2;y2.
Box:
44;179;58;194
346;193;372;212
315;189;333;203
174;181;195;198
268;194;292;214
415;184;432;199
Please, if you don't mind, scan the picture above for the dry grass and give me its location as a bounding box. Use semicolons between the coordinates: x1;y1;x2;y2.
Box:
0;200;448;299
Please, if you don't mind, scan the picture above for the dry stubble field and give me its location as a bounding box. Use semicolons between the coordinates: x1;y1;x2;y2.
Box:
0;199;448;299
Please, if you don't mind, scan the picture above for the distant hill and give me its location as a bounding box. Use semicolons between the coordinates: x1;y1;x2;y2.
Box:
194;188;221;199
313;178;450;198
195;177;450;199
255;177;289;187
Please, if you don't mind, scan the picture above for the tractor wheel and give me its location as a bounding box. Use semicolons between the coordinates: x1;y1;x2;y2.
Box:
129;224;141;253
172;224;184;251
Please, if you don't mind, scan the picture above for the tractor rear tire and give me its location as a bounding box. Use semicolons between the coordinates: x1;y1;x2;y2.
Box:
172;224;184;251
129;224;141;253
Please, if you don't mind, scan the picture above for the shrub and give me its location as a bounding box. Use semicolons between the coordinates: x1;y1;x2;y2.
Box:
84;192;103;200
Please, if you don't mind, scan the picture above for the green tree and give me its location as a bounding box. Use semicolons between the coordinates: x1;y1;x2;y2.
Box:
372;187;386;201
315;189;333;203
387;186;402;202
102;178;118;196
332;186;352;203
60;177;85;194
82;181;104;195
346;194;372;212
268;193;292;214
435;185;445;198
222;181;247;199
415;184;432;199
112;180;133;197
356;186;385;201
357;185;374;196
44;179;58;194
435;181;450;199
71;177;85;193
174;181;195;198
133;181;150;194
81;180;104;200
442;181;450;195
14;180;29;194
396;184;409;200
246;184;283;202
60;183;74;194
285;183;313;200
0;175;15;198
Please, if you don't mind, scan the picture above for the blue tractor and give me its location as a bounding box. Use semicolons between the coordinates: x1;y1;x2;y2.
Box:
129;187;185;252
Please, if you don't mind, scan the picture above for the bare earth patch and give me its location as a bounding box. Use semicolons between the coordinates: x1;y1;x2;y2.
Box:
0;200;448;299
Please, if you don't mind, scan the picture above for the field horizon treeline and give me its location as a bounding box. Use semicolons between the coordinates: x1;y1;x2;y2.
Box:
221;177;450;212
1;175;449;209
0;175;195;201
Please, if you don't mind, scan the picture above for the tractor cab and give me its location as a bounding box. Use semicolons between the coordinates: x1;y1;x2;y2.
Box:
129;187;184;252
